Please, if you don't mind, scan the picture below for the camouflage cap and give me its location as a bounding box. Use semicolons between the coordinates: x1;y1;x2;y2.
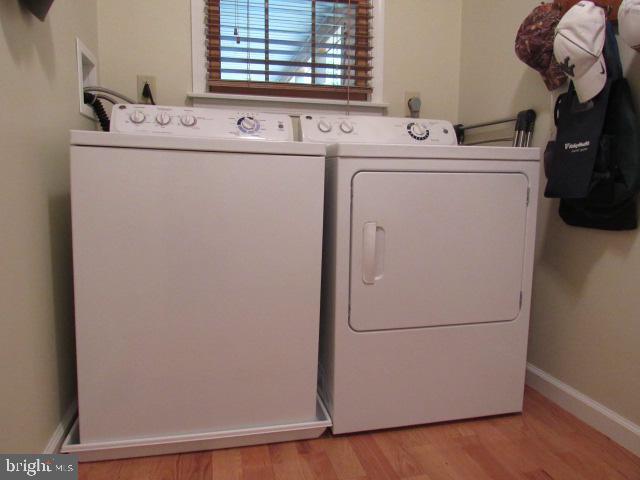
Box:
515;3;568;91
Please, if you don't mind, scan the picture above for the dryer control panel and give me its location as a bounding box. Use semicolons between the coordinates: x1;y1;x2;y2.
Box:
110;104;293;141
300;115;458;146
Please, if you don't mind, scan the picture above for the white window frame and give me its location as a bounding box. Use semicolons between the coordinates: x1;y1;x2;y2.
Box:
189;0;386;111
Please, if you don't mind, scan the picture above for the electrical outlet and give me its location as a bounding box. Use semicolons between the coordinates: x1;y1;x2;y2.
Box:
137;75;157;103
404;91;421;117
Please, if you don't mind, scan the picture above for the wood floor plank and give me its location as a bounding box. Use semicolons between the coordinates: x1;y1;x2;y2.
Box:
270;458;314;480
77;389;640;480
349;434;400;480
176;451;212;480
315;435;367;480
559;450;629;480
302;451;340;480
115;455;163;480
517;437;588;480
240;445;275;480
269;442;300;464
542;431;636;479
269;442;316;480
150;455;179;480
410;443;481;480
463;443;525;480
486;438;548;478
372;430;424;479
211;448;242;480
523;470;554;480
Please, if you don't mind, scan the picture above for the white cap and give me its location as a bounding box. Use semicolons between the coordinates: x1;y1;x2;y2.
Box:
619;0;640;51
554;1;607;103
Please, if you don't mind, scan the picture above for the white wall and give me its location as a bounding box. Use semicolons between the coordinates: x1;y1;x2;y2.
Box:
97;0;462;120
459;0;640;426
0;0;99;452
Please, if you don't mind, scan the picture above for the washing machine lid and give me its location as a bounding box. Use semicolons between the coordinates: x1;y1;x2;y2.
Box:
327;143;540;161
71;131;325;156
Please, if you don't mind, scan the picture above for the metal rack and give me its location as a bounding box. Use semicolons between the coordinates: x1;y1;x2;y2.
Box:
454;109;537;147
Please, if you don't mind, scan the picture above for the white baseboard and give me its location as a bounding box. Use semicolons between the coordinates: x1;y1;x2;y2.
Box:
526;363;640;457
43;399;78;454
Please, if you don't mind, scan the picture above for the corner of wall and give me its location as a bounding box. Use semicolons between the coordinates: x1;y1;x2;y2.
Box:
456;0;468;123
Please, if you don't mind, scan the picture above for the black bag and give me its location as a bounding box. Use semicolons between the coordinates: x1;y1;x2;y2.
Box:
560;77;640;230
545;82;612;199
548;23;640;230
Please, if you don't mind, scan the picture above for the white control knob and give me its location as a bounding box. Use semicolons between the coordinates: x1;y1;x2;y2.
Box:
317;119;332;133
129;111;146;124
180;114;197;127
340;120;354;134
410;123;427;138
240;117;258;132
155;112;171;126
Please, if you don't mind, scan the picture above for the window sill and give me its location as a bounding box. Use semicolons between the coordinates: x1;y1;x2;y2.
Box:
187;92;388;116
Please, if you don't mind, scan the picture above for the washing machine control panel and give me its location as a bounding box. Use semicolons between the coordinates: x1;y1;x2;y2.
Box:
300;115;457;146
110;104;293;141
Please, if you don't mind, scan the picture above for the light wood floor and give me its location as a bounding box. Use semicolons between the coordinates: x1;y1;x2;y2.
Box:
79;387;640;480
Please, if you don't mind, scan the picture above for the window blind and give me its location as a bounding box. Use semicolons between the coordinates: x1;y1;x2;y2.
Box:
205;0;373;100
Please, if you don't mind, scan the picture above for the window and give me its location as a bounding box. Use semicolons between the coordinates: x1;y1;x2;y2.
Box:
204;0;374;100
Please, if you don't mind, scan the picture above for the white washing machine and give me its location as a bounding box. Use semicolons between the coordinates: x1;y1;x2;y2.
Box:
301;115;540;434
64;105;330;461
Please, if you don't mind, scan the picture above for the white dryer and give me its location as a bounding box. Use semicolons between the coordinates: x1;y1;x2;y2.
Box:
301;115;540;434
64;105;330;461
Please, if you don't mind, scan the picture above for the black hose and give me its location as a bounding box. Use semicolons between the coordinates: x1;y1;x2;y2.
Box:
84;92;110;132
453;124;465;145
525;109;537;133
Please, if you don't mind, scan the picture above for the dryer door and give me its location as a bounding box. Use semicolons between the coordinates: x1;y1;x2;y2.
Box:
349;171;529;332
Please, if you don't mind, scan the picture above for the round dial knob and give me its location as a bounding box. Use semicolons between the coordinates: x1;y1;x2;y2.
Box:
340;120;354;134
411;123;427;137
180;114;197;127
155;112;171;126
317;120;332;133
407;122;430;140
129;111;146;124
240;117;258;132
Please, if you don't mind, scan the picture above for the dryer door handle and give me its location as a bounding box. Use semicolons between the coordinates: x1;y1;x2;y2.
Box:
363;222;385;285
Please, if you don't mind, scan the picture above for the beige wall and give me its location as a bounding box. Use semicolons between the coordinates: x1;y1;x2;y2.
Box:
0;0;98;452
384;0;461;118
459;0;553;146
97;0;192;107
459;0;640;425
96;0;462;120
